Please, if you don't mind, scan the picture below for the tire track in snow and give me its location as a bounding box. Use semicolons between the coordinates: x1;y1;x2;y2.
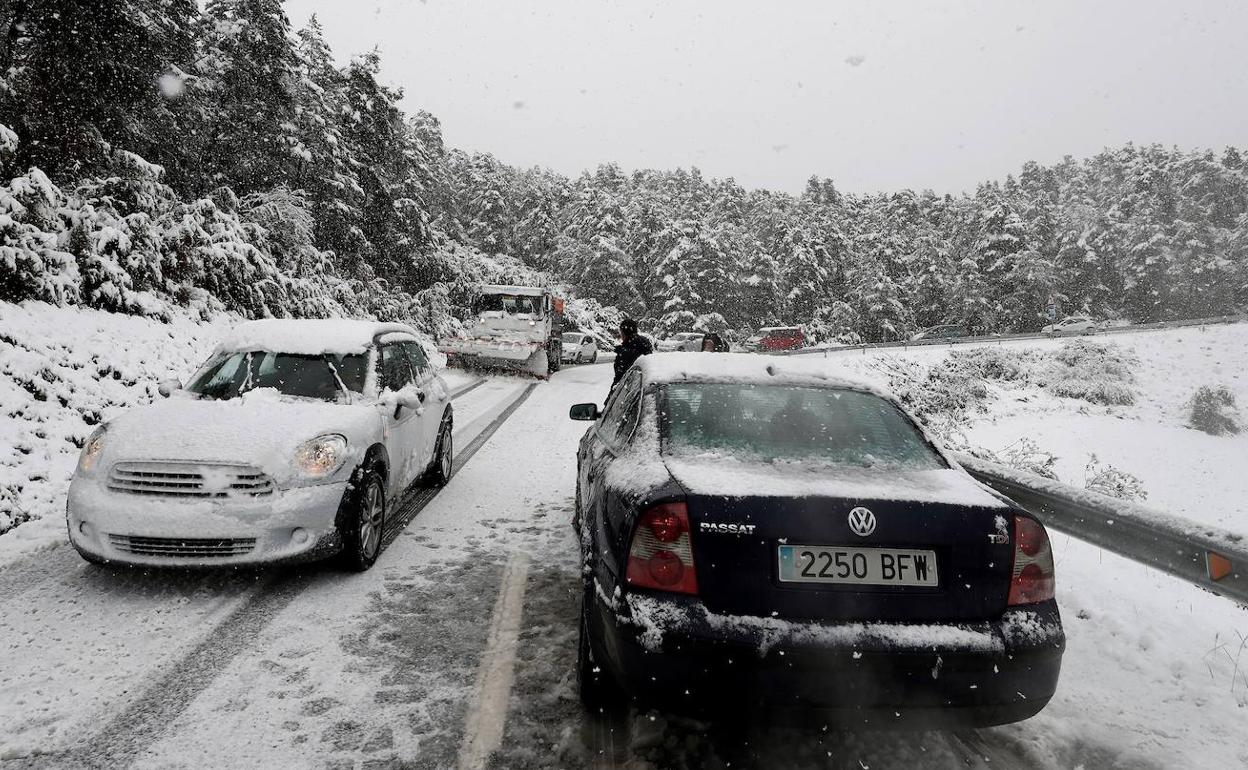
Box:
14;379;531;770
382;382;536;550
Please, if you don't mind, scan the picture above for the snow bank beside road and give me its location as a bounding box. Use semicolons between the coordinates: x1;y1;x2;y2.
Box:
0;302;230;559
827;324;1248;533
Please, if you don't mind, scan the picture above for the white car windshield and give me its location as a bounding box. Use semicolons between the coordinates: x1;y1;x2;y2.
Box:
186;351;369;402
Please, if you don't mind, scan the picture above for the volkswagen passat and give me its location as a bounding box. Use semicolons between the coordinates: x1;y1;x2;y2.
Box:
569;353;1064;726
67;320;454;571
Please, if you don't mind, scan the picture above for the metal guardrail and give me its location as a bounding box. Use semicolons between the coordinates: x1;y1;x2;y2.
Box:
955;453;1248;606
772;313;1248;357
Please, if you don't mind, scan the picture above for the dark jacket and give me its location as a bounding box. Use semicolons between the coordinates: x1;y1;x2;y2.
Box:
612;333;653;384
701;332;729;352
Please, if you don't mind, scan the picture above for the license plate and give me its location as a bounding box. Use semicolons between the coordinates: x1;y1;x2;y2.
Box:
777;545;939;587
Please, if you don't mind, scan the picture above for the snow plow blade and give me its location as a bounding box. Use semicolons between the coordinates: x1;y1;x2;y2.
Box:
443;345;550;377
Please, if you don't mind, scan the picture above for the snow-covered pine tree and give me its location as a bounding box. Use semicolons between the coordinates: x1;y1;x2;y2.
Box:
197;0;301;194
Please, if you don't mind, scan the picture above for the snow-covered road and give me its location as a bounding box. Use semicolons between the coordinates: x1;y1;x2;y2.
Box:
2;362;1245;769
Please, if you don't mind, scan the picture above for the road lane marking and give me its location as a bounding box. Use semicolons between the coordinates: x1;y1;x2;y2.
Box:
457;551;531;770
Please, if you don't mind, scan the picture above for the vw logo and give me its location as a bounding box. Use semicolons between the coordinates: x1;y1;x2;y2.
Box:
848;507;876;537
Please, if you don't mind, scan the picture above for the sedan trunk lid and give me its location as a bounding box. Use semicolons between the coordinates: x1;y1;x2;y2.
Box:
665;457;1015;623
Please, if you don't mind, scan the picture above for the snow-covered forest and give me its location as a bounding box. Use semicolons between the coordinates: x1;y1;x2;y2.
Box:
2;1;1246;341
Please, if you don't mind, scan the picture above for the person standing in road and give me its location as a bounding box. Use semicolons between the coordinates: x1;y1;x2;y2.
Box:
700;332;728;352
611;318;652;388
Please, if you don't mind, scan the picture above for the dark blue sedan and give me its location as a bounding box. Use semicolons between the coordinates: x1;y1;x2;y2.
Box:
569;353;1063;727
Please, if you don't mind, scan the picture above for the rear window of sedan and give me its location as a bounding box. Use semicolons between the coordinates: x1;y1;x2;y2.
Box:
659;383;947;470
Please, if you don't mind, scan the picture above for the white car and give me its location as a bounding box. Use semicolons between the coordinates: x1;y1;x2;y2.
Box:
657;332;705;352
561;332;599;364
67;319;454;571
1042;315;1102;336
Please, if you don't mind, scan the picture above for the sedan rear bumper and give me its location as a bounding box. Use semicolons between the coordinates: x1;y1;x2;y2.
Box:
66;477;350;567
592;590;1064;728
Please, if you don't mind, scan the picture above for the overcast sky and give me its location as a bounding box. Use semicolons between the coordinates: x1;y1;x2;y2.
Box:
284;0;1248;195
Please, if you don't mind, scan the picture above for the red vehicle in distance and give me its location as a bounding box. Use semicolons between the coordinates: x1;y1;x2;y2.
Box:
744;326;806;352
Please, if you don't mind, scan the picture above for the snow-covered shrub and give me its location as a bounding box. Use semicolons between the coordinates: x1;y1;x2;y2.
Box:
64;214;137;313
240;186;319;273
0;483;31;537
864;355;989;427
564;296;623;345
655;308;697;338
0;121;17;177
999;438;1060;480
1038;340;1137;405
948;346;1035;382
1084;453;1148;501
925;356;991;411
159;194;291;317
0;123;18;165
692;312;729;335
0;169;81;306
1188;385;1242;436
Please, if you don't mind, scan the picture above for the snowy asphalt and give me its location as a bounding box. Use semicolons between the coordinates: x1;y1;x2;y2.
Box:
0;362;1229;768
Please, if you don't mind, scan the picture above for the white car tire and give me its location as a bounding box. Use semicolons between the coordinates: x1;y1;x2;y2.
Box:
339;470;385;572
426;414;453;487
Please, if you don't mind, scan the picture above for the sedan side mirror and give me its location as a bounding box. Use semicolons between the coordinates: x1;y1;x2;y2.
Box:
569;403;601;421
158;379;183;398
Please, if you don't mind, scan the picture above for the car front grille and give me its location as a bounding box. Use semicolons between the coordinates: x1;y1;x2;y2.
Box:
107;462;275;498
108;534;258;558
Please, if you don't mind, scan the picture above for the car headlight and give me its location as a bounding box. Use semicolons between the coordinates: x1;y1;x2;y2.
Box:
293;434;348;479
77;426;107;475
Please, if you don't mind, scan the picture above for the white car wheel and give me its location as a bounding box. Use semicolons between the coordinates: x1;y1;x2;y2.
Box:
359;482;383;559
340;470;385;571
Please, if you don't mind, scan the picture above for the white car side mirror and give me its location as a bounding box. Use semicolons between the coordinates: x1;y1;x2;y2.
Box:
158;379;183;398
379;386;427;418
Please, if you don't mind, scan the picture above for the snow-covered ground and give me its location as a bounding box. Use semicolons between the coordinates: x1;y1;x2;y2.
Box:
811;324;1248;534
1;308;1246;768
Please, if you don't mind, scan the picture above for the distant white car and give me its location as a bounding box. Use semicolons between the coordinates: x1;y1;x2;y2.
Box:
561;332;599;364
1042;315;1102;336
657;332;705;352
66;319;454;571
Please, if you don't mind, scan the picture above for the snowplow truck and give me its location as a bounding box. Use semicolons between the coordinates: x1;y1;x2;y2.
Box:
440;285;565;377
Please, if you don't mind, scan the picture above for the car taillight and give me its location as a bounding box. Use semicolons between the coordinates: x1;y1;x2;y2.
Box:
625;502;698;595
1008;515;1055;605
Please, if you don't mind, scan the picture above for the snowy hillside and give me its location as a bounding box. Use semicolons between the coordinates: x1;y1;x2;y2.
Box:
817;325;1248;532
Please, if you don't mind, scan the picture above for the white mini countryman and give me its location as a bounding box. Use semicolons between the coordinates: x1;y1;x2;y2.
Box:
67;320;453;571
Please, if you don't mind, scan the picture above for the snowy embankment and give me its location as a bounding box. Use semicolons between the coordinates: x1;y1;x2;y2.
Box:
0;302;232;560
823;324;1248;534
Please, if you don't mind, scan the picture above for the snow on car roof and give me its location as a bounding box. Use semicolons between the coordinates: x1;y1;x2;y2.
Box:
478;284;548;296
216;319;417;355
635;352;889;394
